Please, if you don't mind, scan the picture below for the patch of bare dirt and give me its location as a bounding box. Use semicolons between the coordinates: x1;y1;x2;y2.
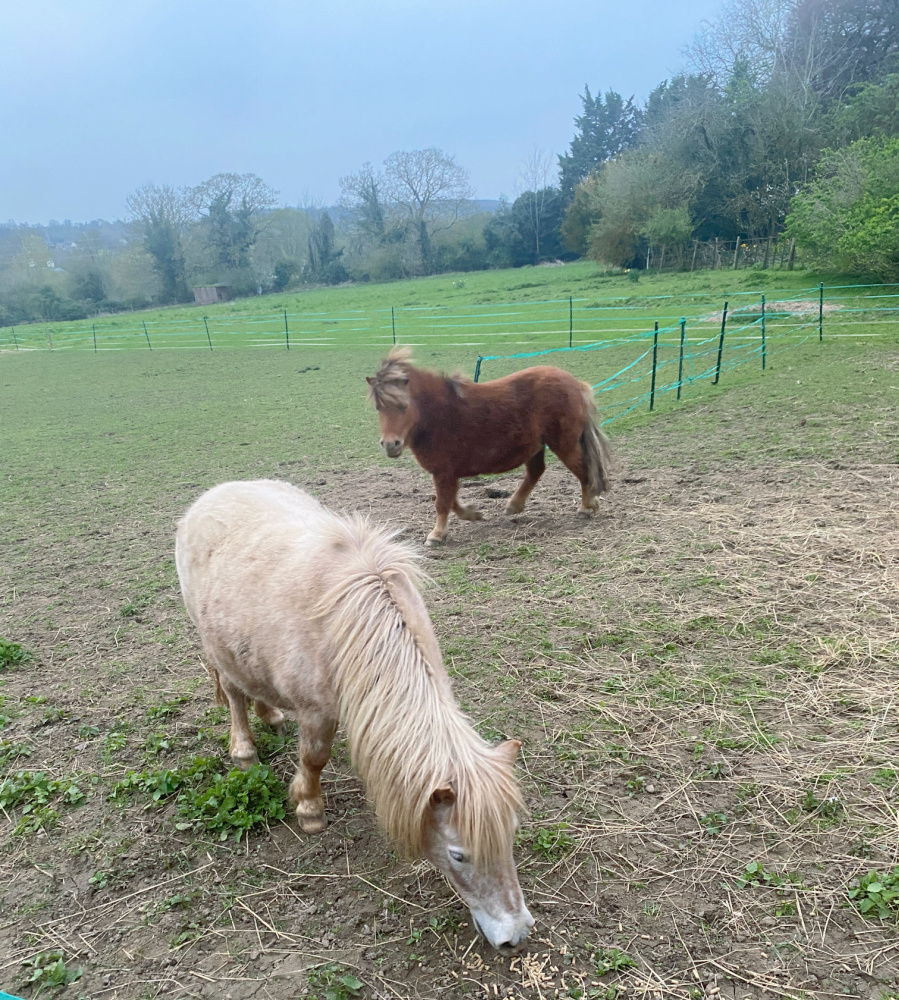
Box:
1;454;898;1000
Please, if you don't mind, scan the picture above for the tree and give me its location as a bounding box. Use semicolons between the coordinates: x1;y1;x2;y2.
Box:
340;163;388;244
380;148;474;274
304;213;347;284
190;173;278;278
513;150;565;263
641;206;694;269
786;136;899;277
558;88;644;202
125;183;194;303
510;189;565;264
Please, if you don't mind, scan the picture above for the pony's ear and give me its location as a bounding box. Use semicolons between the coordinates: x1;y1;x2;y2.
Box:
494;739;522;766
429;786;456;810
366;376;376;385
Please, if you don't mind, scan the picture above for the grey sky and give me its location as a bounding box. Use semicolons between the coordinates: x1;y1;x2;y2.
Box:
2;0;723;224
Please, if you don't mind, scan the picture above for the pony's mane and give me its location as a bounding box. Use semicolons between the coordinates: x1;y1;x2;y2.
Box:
368;347;413;411
368;348;469;409
310;513;522;867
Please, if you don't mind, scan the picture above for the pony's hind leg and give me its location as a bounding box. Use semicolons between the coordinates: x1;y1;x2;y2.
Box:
254;699;285;734
217;677;259;769
289;715;337;834
553;440;600;515
452;497;484;522
505;449;546;515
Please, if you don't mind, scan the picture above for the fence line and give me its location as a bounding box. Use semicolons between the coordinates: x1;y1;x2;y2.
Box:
2;284;897;362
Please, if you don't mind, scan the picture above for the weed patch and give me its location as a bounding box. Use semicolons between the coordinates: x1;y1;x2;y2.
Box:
0;638;32;670
849;869;899;921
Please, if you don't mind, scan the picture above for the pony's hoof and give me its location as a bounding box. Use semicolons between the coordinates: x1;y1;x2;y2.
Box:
425;534;446;546
504;501;525;516
576;507;595;518
231;750;259;771
297;811;327;834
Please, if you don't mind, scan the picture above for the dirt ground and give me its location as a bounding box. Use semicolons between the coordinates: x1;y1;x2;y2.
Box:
2;447;898;1000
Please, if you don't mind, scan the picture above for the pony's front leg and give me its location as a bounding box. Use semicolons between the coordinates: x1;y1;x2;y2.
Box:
425;476;459;545
289;716;337;834
427;475;459;545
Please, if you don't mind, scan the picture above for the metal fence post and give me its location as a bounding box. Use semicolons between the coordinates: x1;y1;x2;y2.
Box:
761;295;766;370
713;301;728;384
203;316;213;350
818;283;824;341
92;323;97;353
677;318;686;400
284;309;290;350
12;326;18;350
569;296;573;348
649;321;659;411
391;306;396;345
143;321;151;350
474;356;483;383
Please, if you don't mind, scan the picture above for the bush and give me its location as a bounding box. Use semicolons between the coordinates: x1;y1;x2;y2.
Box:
786;137;899;279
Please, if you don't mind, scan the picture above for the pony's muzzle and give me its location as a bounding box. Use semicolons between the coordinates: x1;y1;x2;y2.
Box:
381;438;404;458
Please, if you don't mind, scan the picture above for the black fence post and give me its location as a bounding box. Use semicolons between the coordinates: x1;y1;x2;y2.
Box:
203;316;213;350
677;318;686;400
649;321;659;411
47;329;53;350
284;309;290;350
818;283;824;341
761;295;766;370
92;323;97;353
713;301;728;384
568;296;573;349
474;356;483;383
12;326;18;350
391;306;396;345
143;321;152;350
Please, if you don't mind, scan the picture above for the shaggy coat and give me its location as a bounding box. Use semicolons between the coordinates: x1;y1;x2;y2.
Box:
367;348;612;544
175;480;533;951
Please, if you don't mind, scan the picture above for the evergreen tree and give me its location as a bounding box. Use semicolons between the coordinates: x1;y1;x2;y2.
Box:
558;88;644;201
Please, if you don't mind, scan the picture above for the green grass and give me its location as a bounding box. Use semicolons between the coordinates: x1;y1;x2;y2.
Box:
1;262;882;357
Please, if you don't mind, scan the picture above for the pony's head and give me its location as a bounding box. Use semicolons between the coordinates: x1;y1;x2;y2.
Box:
420;738;533;955
367;348;417;458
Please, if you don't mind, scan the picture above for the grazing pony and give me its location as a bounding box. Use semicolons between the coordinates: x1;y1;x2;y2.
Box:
175;480;533;953
367;348;612;545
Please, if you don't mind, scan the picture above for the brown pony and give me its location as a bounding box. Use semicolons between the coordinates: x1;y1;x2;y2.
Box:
367;348;612;545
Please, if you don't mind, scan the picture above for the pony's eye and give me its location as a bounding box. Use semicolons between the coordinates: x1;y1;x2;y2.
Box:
449;849;468;864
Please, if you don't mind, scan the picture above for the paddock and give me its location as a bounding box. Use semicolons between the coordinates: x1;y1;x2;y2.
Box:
0;337;897;1000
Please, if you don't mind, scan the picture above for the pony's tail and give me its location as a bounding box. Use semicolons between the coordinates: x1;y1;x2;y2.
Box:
579;383;612;496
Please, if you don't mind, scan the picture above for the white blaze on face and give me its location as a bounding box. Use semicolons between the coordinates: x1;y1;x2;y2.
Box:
425;791;533;955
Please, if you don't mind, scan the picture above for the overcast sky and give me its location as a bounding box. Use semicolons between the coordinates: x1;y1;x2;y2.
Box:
2;0;724;224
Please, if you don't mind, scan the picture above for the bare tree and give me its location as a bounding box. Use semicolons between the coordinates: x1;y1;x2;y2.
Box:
340;162;388;245
515;148;560;263
684;0;796;88
125;183;195;302
381;149;474;273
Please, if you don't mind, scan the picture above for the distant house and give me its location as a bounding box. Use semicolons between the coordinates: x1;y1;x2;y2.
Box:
192;284;232;305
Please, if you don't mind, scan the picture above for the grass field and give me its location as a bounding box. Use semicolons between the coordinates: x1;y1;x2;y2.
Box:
1;262;898;1000
2;263;896;361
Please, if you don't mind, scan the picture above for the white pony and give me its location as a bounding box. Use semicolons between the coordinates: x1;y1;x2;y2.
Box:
175;480;534;953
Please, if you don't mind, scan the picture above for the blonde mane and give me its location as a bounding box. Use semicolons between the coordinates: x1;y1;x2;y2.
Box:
367;347;413;411
310;514;522;866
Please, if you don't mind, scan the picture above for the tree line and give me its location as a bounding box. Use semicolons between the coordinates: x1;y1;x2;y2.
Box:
1;0;896;325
